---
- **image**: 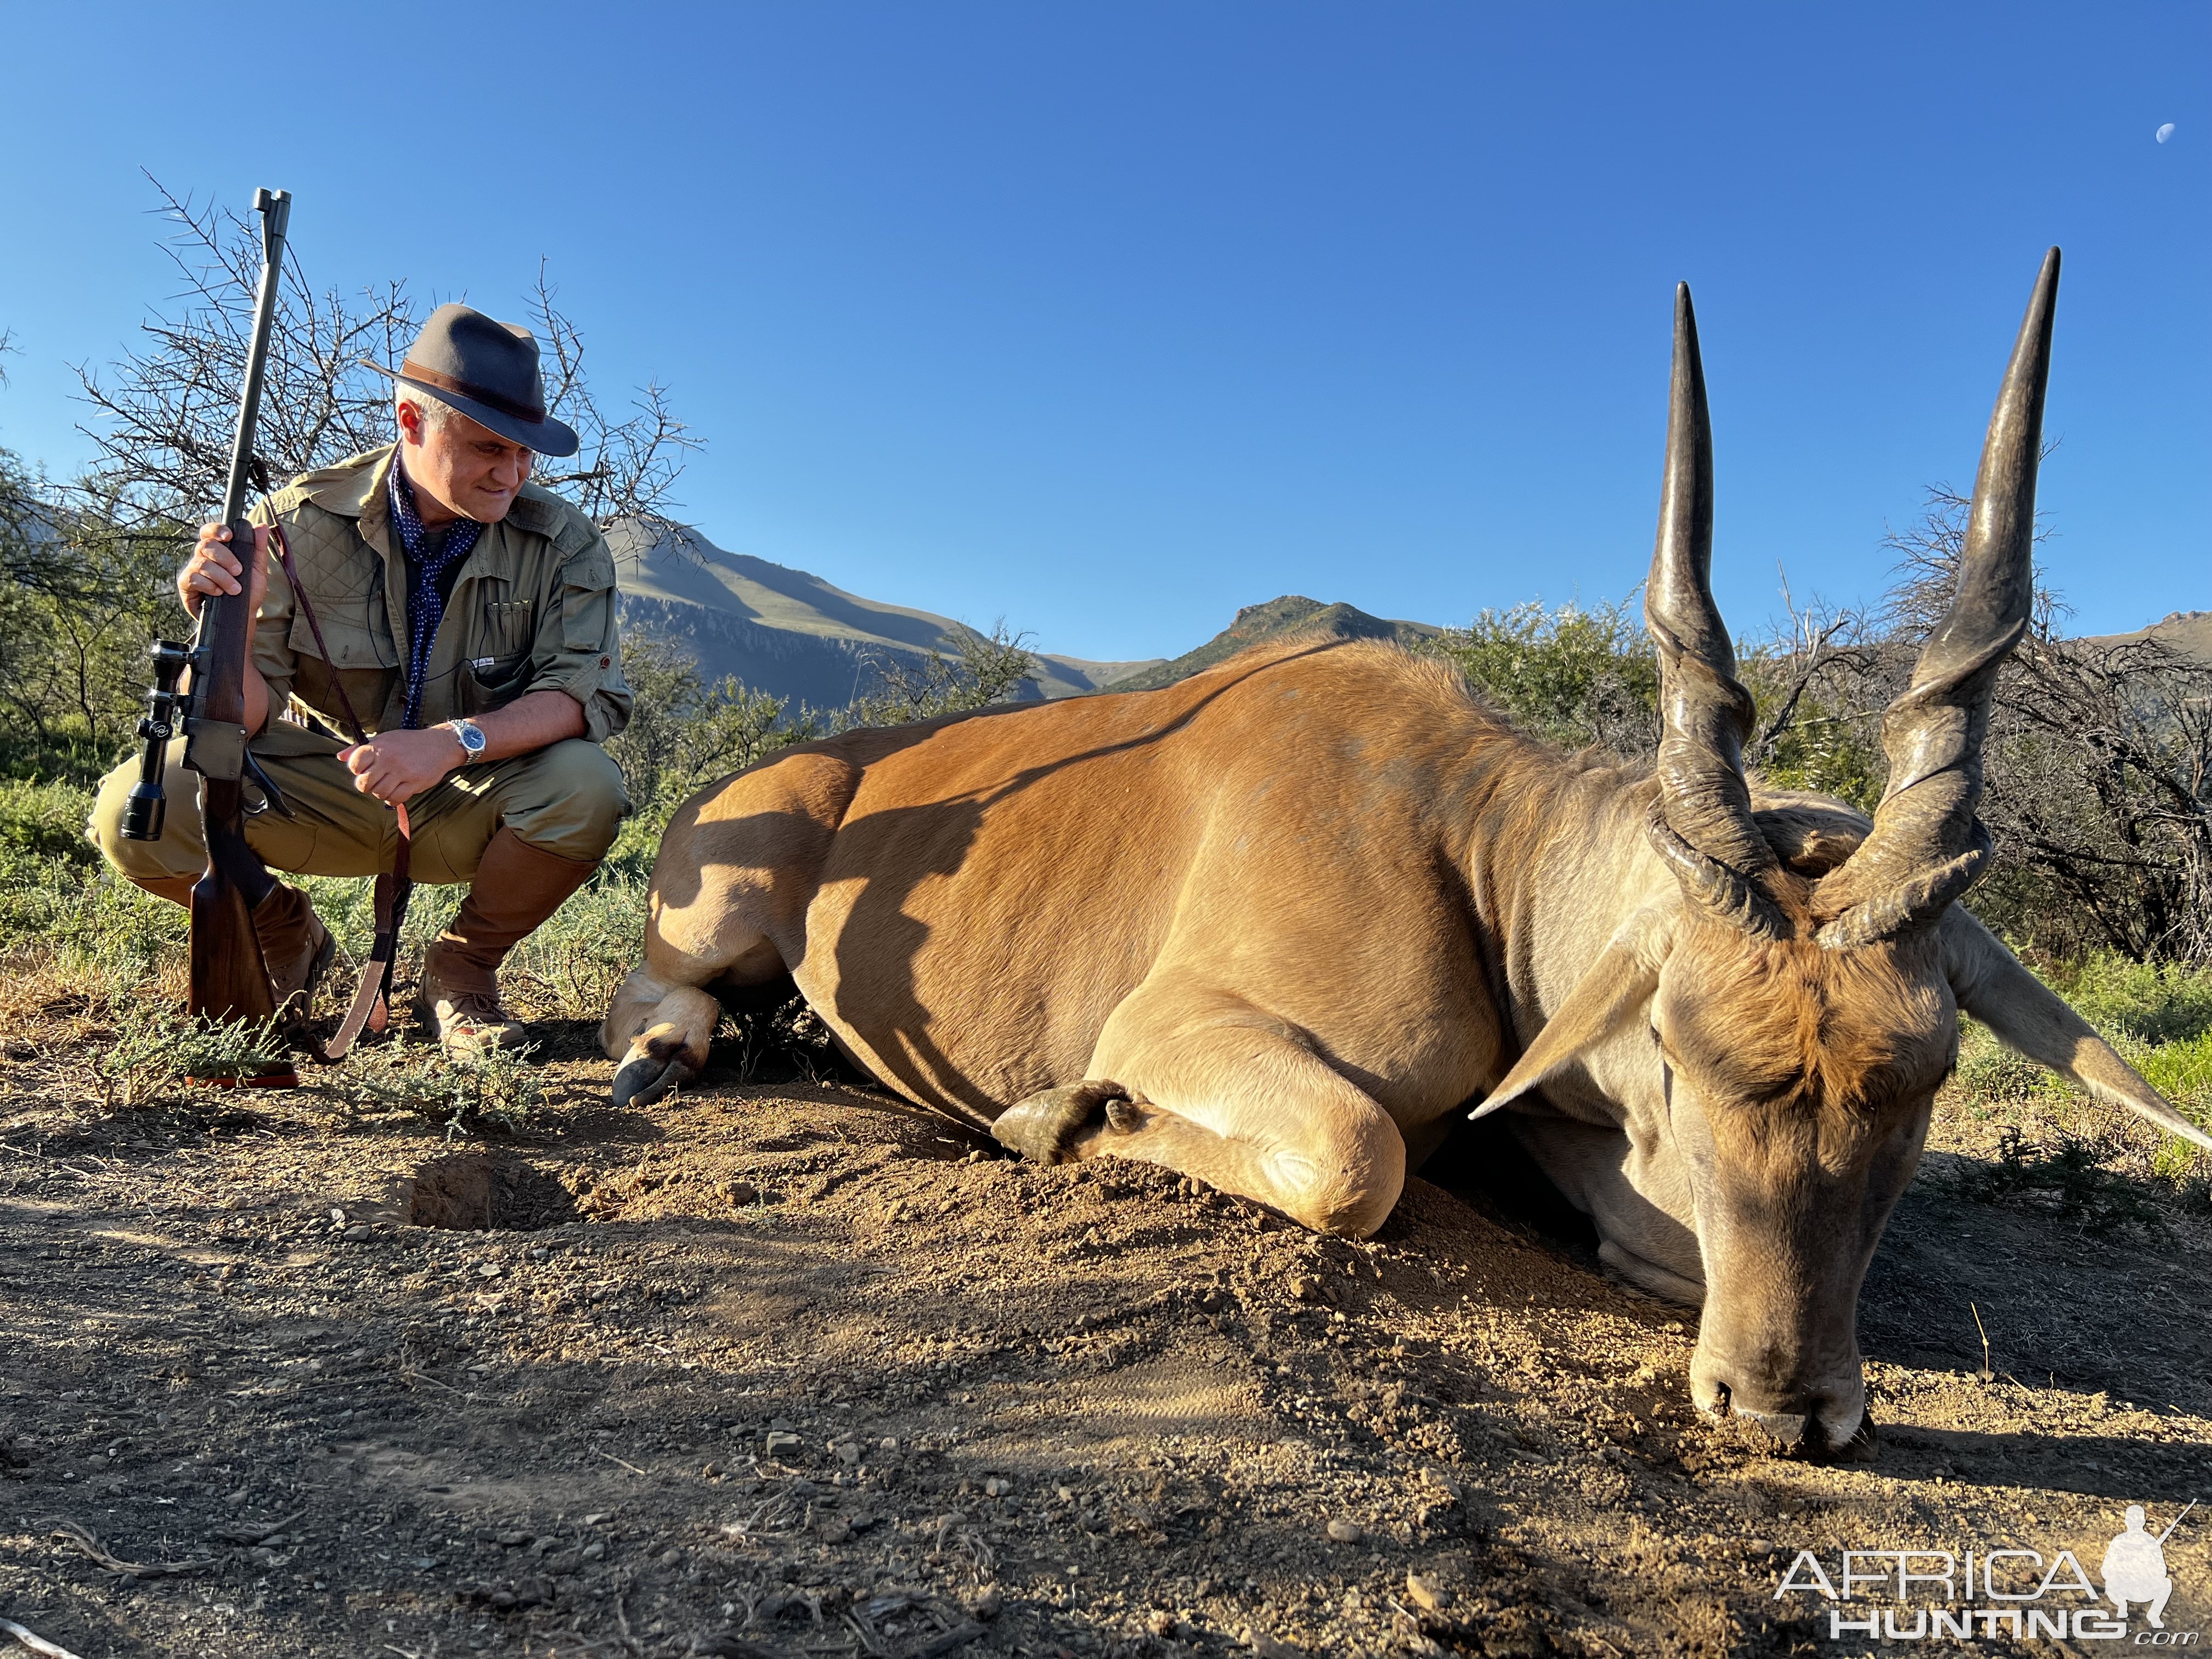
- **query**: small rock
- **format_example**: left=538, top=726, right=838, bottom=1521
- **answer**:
left=879, top=1437, right=899, bottom=1452
left=341, top=1224, right=371, bottom=1243
left=1418, top=1468, right=1460, bottom=1504
left=582, top=1512, right=610, bottom=1526
left=984, top=1477, right=1011, bottom=1497
left=497, top=1531, right=532, bottom=1547
left=763, top=1431, right=802, bottom=1458
left=702, top=1462, right=723, bottom=1477
left=1325, top=1518, right=1364, bottom=1544
left=476, top=1262, right=501, bottom=1279
left=965, top=1585, right=1003, bottom=1621
left=719, top=1179, right=758, bottom=1206
left=1147, top=1610, right=1177, bottom=1637
left=1405, top=1572, right=1449, bottom=1611
left=580, top=1540, right=606, bottom=1561
left=814, top=1515, right=851, bottom=1544
left=1288, top=1274, right=1323, bottom=1302
left=834, top=1443, right=863, bottom=1466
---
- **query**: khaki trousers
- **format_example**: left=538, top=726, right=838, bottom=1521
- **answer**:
left=89, top=720, right=630, bottom=889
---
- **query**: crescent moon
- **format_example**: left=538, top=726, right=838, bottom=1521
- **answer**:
left=2156, top=123, right=2176, bottom=143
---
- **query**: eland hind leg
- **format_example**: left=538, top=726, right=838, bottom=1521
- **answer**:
left=993, top=979, right=1407, bottom=1238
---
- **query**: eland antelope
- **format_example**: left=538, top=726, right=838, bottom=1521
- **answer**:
left=607, top=251, right=2206, bottom=1452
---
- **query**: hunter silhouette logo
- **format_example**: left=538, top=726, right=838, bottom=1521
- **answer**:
left=1774, top=1500, right=2199, bottom=1643
left=2106, top=1503, right=2192, bottom=1628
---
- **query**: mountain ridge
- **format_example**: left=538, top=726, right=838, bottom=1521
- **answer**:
left=609, top=517, right=2204, bottom=710
left=1107, top=595, right=1444, bottom=693
left=606, top=519, right=1163, bottom=708
left=2083, top=609, right=2212, bottom=665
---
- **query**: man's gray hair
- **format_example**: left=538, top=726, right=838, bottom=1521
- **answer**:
left=394, top=390, right=459, bottom=432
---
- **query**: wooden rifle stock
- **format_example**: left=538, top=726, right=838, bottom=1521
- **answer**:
left=182, top=188, right=295, bottom=1082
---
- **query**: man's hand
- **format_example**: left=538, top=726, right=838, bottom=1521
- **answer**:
left=340, top=728, right=466, bottom=806
left=179, top=522, right=272, bottom=620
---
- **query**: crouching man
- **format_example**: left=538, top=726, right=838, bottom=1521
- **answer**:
left=89, top=303, right=633, bottom=1053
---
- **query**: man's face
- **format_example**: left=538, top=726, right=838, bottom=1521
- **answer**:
left=397, top=398, right=533, bottom=524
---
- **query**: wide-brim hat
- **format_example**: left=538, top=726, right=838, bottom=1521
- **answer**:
left=363, top=302, right=582, bottom=458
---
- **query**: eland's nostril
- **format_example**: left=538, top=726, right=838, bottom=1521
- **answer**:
left=1739, top=1407, right=1810, bottom=1449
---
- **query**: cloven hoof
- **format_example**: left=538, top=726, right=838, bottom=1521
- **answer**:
left=611, top=1054, right=682, bottom=1110
left=991, top=1080, right=1131, bottom=1164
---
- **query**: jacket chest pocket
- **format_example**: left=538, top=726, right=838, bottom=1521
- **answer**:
left=460, top=597, right=537, bottom=715
left=289, top=604, right=393, bottom=670
left=460, top=652, right=536, bottom=715
left=288, top=608, right=397, bottom=729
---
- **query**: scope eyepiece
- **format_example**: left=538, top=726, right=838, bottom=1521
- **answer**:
left=120, top=784, right=166, bottom=844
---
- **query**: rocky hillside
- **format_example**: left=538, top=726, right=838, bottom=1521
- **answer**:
left=2085, top=608, right=2212, bottom=664
left=1109, top=596, right=1443, bottom=694
left=607, top=520, right=1164, bottom=709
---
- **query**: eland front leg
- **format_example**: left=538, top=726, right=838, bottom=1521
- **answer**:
left=994, top=977, right=1408, bottom=1237
left=602, top=758, right=855, bottom=1108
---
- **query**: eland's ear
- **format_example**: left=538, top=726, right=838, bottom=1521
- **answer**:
left=1470, top=907, right=1674, bottom=1121
left=1941, top=909, right=2212, bottom=1152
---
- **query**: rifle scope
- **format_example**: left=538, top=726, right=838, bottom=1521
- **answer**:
left=117, top=637, right=195, bottom=843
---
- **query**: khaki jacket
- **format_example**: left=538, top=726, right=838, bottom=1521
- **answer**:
left=250, top=446, right=633, bottom=743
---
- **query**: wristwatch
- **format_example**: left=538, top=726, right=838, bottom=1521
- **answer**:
left=447, top=719, right=489, bottom=764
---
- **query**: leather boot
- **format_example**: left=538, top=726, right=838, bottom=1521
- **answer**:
left=252, top=883, right=336, bottom=1017
left=419, top=827, right=598, bottom=1056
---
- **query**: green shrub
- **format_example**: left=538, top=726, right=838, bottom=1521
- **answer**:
left=0, top=777, right=101, bottom=865
left=1, top=846, right=187, bottom=994
left=1943, top=1125, right=2174, bottom=1238
left=2052, top=955, right=2212, bottom=1046
left=1424, top=599, right=1658, bottom=757
left=1954, top=1021, right=2069, bottom=1108
left=503, top=875, right=650, bottom=1022
left=95, top=1009, right=292, bottom=1105
left=329, top=1037, right=547, bottom=1139
left=1949, top=951, right=2211, bottom=1187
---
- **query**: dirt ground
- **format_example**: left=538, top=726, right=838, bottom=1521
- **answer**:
left=2, top=999, right=2208, bottom=1659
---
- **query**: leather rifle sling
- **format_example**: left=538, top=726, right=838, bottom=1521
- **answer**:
left=257, top=470, right=412, bottom=1060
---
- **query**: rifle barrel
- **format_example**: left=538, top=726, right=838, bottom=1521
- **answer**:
left=2156, top=1499, right=2196, bottom=1545
left=218, top=188, right=291, bottom=526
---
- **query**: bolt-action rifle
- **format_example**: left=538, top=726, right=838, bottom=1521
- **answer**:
left=118, top=186, right=297, bottom=1085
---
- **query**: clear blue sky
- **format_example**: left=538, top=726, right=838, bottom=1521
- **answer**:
left=1, top=3, right=2203, bottom=662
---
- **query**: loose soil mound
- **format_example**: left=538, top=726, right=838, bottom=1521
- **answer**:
left=1, top=1014, right=2207, bottom=1657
